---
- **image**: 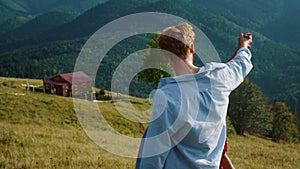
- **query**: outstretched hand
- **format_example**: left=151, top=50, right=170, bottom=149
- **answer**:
left=227, top=33, right=253, bottom=62
left=238, top=33, right=252, bottom=49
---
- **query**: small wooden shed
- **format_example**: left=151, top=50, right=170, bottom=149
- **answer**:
left=43, top=71, right=92, bottom=97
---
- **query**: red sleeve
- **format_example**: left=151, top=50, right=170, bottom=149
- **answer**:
left=222, top=138, right=228, bottom=156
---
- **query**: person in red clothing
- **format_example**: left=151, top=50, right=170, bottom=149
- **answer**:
left=219, top=138, right=235, bottom=169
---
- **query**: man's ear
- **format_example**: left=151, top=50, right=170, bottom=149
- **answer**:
left=190, top=44, right=195, bottom=54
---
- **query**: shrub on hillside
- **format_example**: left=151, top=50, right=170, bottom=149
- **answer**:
left=270, top=101, right=299, bottom=143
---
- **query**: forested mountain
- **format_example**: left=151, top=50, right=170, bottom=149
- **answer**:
left=0, top=0, right=299, bottom=108
left=190, top=0, right=284, bottom=29
left=0, top=0, right=108, bottom=35
left=0, top=15, right=32, bottom=35
left=0, top=0, right=28, bottom=24
left=1, top=12, right=76, bottom=43
left=261, top=0, right=300, bottom=44
left=0, top=0, right=108, bottom=20
left=40, top=0, right=156, bottom=41
left=189, top=0, right=300, bottom=106
left=190, top=0, right=300, bottom=44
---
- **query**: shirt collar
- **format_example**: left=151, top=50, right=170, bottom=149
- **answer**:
left=157, top=63, right=226, bottom=89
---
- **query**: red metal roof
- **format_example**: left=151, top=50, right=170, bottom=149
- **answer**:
left=58, top=71, right=92, bottom=84
left=44, top=71, right=92, bottom=85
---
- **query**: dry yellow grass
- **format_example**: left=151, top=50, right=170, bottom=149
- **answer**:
left=0, top=123, right=136, bottom=169
left=228, top=135, right=300, bottom=169
left=1, top=77, right=300, bottom=168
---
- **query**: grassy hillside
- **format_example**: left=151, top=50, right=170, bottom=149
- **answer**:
left=0, top=77, right=300, bottom=168
left=0, top=77, right=148, bottom=168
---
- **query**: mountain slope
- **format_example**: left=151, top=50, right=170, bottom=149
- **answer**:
left=42, top=0, right=156, bottom=41
left=47, top=0, right=110, bottom=14
left=2, top=12, right=76, bottom=43
left=0, top=15, right=32, bottom=36
left=0, top=0, right=28, bottom=24
left=191, top=0, right=284, bottom=28
left=0, top=0, right=109, bottom=35
left=190, top=0, right=300, bottom=44
left=261, top=0, right=300, bottom=44
left=0, top=0, right=299, bottom=107
left=0, top=0, right=109, bottom=18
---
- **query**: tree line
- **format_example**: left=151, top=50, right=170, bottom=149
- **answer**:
left=228, top=78, right=299, bottom=142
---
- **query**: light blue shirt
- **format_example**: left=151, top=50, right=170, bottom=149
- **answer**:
left=136, top=48, right=253, bottom=169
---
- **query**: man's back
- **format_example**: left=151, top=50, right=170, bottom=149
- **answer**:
left=136, top=48, right=253, bottom=169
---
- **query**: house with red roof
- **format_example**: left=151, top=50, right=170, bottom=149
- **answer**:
left=43, top=71, right=92, bottom=97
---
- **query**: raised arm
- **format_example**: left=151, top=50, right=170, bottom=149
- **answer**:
left=220, top=33, right=253, bottom=91
left=227, top=33, right=252, bottom=62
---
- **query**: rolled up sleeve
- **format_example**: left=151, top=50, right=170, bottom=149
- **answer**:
left=225, top=48, right=253, bottom=91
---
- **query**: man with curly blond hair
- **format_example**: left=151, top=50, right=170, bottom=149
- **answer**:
left=136, top=22, right=252, bottom=169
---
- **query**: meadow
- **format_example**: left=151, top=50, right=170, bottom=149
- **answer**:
left=0, top=77, right=300, bottom=169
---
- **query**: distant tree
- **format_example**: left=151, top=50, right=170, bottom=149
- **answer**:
left=226, top=116, right=236, bottom=136
left=137, top=33, right=174, bottom=87
left=228, top=78, right=272, bottom=136
left=270, top=101, right=299, bottom=143
left=99, top=89, right=105, bottom=95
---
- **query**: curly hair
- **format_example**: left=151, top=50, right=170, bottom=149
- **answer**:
left=157, top=22, right=195, bottom=59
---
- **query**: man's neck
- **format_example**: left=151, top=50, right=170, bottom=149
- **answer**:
left=171, top=54, right=199, bottom=76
